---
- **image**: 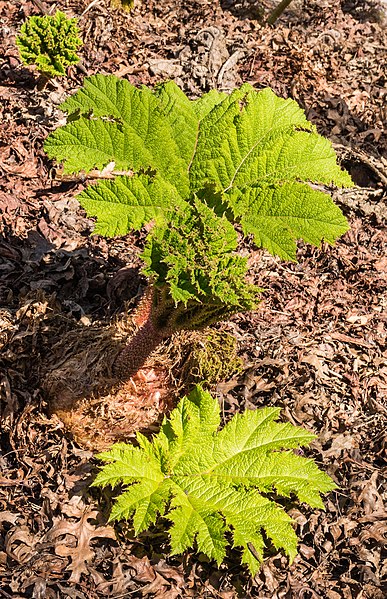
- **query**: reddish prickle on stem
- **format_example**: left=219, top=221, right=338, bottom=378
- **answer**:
left=113, top=316, right=167, bottom=379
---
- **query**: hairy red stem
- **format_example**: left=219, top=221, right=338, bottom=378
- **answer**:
left=113, top=317, right=168, bottom=380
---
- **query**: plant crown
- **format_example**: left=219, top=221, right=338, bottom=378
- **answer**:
left=45, top=76, right=351, bottom=319
left=16, top=10, right=82, bottom=77
left=93, top=385, right=336, bottom=574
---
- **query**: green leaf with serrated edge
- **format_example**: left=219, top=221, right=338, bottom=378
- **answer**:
left=93, top=443, right=162, bottom=488
left=93, top=385, right=336, bottom=575
left=168, top=490, right=228, bottom=564
left=46, top=118, right=157, bottom=174
left=189, top=87, right=352, bottom=192
left=45, top=75, right=189, bottom=195
left=228, top=180, right=349, bottom=261
left=153, top=82, right=227, bottom=166
left=153, top=80, right=201, bottom=165
left=192, top=89, right=228, bottom=120
left=110, top=479, right=172, bottom=532
left=60, top=74, right=144, bottom=122
left=162, top=386, right=220, bottom=470
left=45, top=77, right=351, bottom=261
left=77, top=173, right=187, bottom=236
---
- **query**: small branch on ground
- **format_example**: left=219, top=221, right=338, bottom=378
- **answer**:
left=267, top=0, right=295, bottom=25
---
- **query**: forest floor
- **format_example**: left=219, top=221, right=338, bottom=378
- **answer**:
left=0, top=0, right=386, bottom=597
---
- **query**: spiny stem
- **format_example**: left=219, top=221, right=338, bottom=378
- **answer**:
left=133, top=285, right=155, bottom=327
left=112, top=316, right=168, bottom=380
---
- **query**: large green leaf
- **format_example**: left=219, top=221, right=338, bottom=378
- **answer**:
left=189, top=87, right=351, bottom=191
left=77, top=173, right=187, bottom=237
left=93, top=385, right=336, bottom=575
left=45, top=75, right=190, bottom=196
left=45, top=75, right=351, bottom=259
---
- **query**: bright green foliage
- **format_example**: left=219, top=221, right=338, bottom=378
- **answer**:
left=129, top=194, right=260, bottom=335
left=93, top=386, right=336, bottom=574
left=16, top=11, right=82, bottom=78
left=45, top=76, right=352, bottom=355
left=142, top=197, right=259, bottom=320
left=44, top=75, right=351, bottom=261
left=178, top=330, right=243, bottom=386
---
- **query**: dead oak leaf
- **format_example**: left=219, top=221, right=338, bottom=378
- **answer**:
left=355, top=472, right=385, bottom=516
left=323, top=433, right=356, bottom=457
left=5, top=526, right=36, bottom=564
left=127, top=555, right=185, bottom=598
left=360, top=521, right=387, bottom=546
left=45, top=510, right=116, bottom=583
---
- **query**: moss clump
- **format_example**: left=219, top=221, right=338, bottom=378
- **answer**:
left=111, top=0, right=135, bottom=11
left=177, top=329, right=243, bottom=387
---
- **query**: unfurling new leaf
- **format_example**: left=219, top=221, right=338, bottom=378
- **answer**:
left=93, top=385, right=336, bottom=574
left=16, top=11, right=82, bottom=78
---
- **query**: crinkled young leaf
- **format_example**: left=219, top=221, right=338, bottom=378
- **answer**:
left=93, top=385, right=336, bottom=575
left=16, top=11, right=81, bottom=78
left=141, top=196, right=260, bottom=309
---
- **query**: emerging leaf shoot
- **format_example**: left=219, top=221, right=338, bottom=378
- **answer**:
left=93, top=385, right=336, bottom=574
left=16, top=11, right=82, bottom=78
left=141, top=196, right=260, bottom=327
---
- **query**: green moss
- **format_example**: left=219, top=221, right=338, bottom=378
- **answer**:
left=111, top=0, right=135, bottom=11
left=179, top=329, right=243, bottom=387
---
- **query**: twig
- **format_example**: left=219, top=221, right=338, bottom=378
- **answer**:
left=217, top=49, right=245, bottom=86
left=267, top=0, right=295, bottom=25
left=81, top=0, right=104, bottom=16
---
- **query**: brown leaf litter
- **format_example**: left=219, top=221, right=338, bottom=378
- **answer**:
left=1, top=0, right=387, bottom=597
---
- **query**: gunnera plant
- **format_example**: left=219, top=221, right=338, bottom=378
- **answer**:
left=42, top=75, right=352, bottom=448
left=16, top=10, right=82, bottom=79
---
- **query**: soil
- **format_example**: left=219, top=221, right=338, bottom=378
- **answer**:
left=1, top=0, right=386, bottom=597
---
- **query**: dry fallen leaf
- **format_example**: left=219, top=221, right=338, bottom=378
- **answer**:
left=45, top=510, right=116, bottom=583
left=5, top=526, right=36, bottom=564
left=301, top=352, right=329, bottom=379
left=359, top=521, right=387, bottom=546
left=323, top=433, right=356, bottom=457
left=126, top=555, right=186, bottom=598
